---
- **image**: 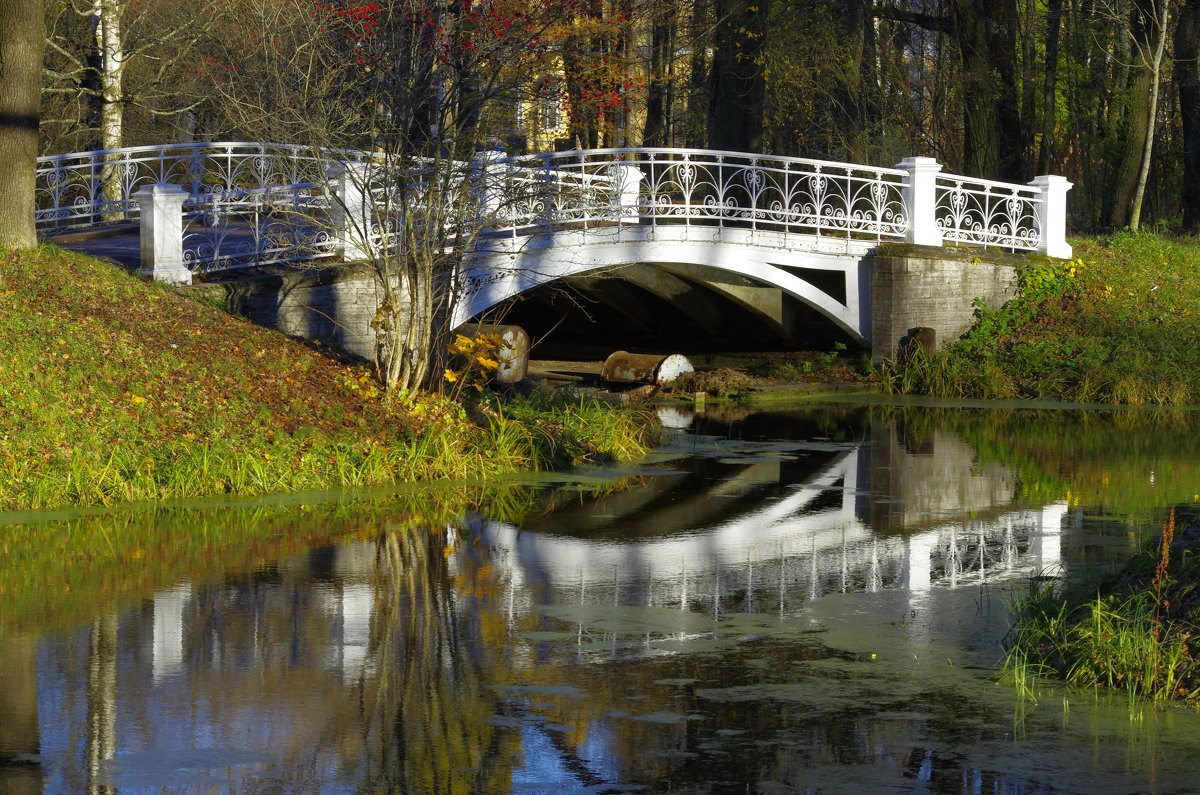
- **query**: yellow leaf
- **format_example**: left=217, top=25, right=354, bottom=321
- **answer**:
left=128, top=394, right=146, bottom=405
left=443, top=368, right=460, bottom=383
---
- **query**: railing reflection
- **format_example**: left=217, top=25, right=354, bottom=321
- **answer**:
left=12, top=413, right=1088, bottom=792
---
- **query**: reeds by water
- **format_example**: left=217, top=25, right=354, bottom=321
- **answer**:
left=1004, top=508, right=1200, bottom=705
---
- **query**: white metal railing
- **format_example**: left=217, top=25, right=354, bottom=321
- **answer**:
left=36, top=142, right=1072, bottom=283
left=35, top=142, right=349, bottom=231
left=480, top=147, right=910, bottom=242
left=935, top=172, right=1041, bottom=250
left=181, top=184, right=337, bottom=272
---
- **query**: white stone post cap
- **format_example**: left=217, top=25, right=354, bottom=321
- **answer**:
left=1029, top=174, right=1073, bottom=189
left=325, top=160, right=372, bottom=174
left=474, top=148, right=508, bottom=163
left=132, top=183, right=189, bottom=198
left=894, top=156, right=943, bottom=172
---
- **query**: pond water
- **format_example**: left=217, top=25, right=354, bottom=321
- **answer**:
left=4, top=402, right=1200, bottom=793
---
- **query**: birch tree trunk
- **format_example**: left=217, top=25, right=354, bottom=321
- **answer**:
left=92, top=0, right=126, bottom=220
left=1129, top=0, right=1169, bottom=231
left=1108, top=0, right=1158, bottom=228
left=0, top=0, right=44, bottom=249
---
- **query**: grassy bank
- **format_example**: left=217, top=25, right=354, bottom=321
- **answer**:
left=876, top=232, right=1200, bottom=405
left=0, top=247, right=652, bottom=512
left=1005, top=508, right=1200, bottom=705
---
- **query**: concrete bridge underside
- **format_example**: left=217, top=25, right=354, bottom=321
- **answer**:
left=460, top=226, right=874, bottom=353
left=508, top=264, right=853, bottom=354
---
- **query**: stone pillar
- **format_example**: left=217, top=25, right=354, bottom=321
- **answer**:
left=474, top=148, right=509, bottom=223
left=607, top=163, right=643, bottom=224
left=325, top=162, right=373, bottom=260
left=869, top=246, right=1020, bottom=364
left=133, top=183, right=191, bottom=286
left=1029, top=175, right=1073, bottom=259
left=896, top=156, right=943, bottom=247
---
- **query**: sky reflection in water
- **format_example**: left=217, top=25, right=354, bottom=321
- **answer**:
left=4, top=404, right=1200, bottom=793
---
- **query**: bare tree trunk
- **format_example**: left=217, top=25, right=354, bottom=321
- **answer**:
left=684, top=0, right=710, bottom=148
left=950, top=0, right=1025, bottom=180
left=1038, top=0, right=1064, bottom=173
left=0, top=0, right=44, bottom=249
left=1130, top=0, right=1169, bottom=231
left=834, top=0, right=878, bottom=161
left=708, top=0, right=768, bottom=152
left=1177, top=0, right=1200, bottom=229
left=642, top=7, right=674, bottom=147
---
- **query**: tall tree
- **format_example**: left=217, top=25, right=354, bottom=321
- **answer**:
left=1177, top=0, right=1200, bottom=229
left=949, top=0, right=1025, bottom=180
left=1037, top=0, right=1065, bottom=174
left=833, top=0, right=879, bottom=161
left=708, top=0, right=768, bottom=151
left=642, top=0, right=676, bottom=146
left=1128, top=0, right=1169, bottom=230
left=0, top=0, right=44, bottom=249
left=869, top=0, right=1024, bottom=179
left=204, top=0, right=639, bottom=393
left=42, top=0, right=221, bottom=152
left=1107, top=0, right=1168, bottom=227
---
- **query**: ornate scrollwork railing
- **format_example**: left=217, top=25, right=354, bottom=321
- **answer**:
left=181, top=184, right=337, bottom=273
left=934, top=173, right=1041, bottom=250
left=480, top=148, right=910, bottom=242
left=37, top=143, right=1063, bottom=277
left=35, top=142, right=345, bottom=232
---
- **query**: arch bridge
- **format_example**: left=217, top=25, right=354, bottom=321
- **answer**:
left=36, top=143, right=1072, bottom=354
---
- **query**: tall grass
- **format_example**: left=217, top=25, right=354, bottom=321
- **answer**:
left=2, top=396, right=653, bottom=511
left=1004, top=509, right=1200, bottom=705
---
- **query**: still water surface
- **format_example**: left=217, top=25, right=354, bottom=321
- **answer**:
left=4, top=402, right=1200, bottom=793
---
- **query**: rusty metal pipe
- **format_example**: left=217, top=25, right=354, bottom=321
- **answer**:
left=601, top=351, right=694, bottom=385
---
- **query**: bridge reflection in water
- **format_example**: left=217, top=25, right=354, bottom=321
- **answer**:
left=15, top=410, right=1104, bottom=793
left=462, top=410, right=1065, bottom=663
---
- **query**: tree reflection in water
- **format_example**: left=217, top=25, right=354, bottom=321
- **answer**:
left=360, top=527, right=517, bottom=792
left=10, top=406, right=1200, bottom=791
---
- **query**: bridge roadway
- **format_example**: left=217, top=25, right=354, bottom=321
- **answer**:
left=37, top=143, right=1073, bottom=355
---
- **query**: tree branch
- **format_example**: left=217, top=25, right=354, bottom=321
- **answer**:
left=871, top=4, right=953, bottom=34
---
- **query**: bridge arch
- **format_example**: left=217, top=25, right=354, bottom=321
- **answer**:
left=36, top=143, right=1072, bottom=357
left=457, top=225, right=874, bottom=344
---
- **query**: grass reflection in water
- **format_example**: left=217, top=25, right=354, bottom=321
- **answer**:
left=8, top=405, right=1200, bottom=792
